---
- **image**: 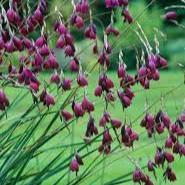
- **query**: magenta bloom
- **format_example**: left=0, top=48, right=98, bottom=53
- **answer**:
left=77, top=73, right=88, bottom=87
left=71, top=14, right=84, bottom=29
left=76, top=0, right=89, bottom=14
left=40, top=89, right=55, bottom=108
left=122, top=9, right=133, bottom=24
left=61, top=78, right=72, bottom=91
left=85, top=24, right=96, bottom=40
left=82, top=97, right=94, bottom=112
left=72, top=102, right=84, bottom=118
left=61, top=110, right=73, bottom=122
left=70, top=159, right=79, bottom=172
left=85, top=117, right=98, bottom=138
left=164, top=167, right=176, bottom=182
left=50, top=73, right=60, bottom=85
left=0, top=91, right=9, bottom=111
left=94, top=86, right=103, bottom=97
left=6, top=8, right=16, bottom=23
left=111, top=119, right=122, bottom=128
left=69, top=58, right=79, bottom=72
left=106, top=24, right=120, bottom=36
left=164, top=11, right=177, bottom=21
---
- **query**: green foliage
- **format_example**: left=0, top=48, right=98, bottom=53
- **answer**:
left=0, top=71, right=185, bottom=184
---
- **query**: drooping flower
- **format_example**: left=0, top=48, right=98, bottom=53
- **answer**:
left=76, top=0, right=89, bottom=14
left=122, top=9, right=133, bottom=24
left=77, top=73, right=88, bottom=87
left=71, top=14, right=84, bottom=29
left=164, top=11, right=177, bottom=21
left=164, top=167, right=176, bottom=182
left=111, top=119, right=122, bottom=129
left=0, top=90, right=9, bottom=111
left=99, top=129, right=112, bottom=154
left=72, top=102, right=84, bottom=118
left=105, top=24, right=120, bottom=36
left=85, top=24, right=96, bottom=40
left=60, top=110, right=73, bottom=122
left=82, top=96, right=94, bottom=112
left=50, top=73, right=61, bottom=85
left=85, top=116, right=98, bottom=138
left=39, top=89, right=55, bottom=108
left=61, top=78, right=72, bottom=91
left=70, top=158, right=79, bottom=172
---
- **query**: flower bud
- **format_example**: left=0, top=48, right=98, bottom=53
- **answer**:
left=111, top=119, right=122, bottom=128
left=6, top=8, right=16, bottom=23
left=85, top=24, right=96, bottom=40
left=122, top=9, right=133, bottom=24
left=61, top=110, right=73, bottom=122
left=61, top=78, right=72, bottom=91
left=0, top=90, right=9, bottom=111
left=70, top=158, right=79, bottom=172
left=77, top=74, right=88, bottom=87
left=82, top=97, right=94, bottom=112
left=50, top=73, right=60, bottom=85
left=164, top=11, right=177, bottom=21
left=73, top=102, right=84, bottom=118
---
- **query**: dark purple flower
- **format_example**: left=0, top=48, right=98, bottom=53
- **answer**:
left=165, top=137, right=173, bottom=148
left=0, top=90, right=9, bottom=111
left=56, top=36, right=66, bottom=48
left=132, top=168, right=146, bottom=183
left=69, top=58, right=79, bottom=72
left=154, top=148, right=165, bottom=166
left=94, top=86, right=103, bottom=97
left=5, top=39, right=15, bottom=53
left=122, top=9, right=133, bottom=24
left=23, top=38, right=33, bottom=49
left=29, top=82, right=39, bottom=92
left=70, top=158, right=79, bottom=172
left=50, top=73, right=60, bottom=85
left=105, top=0, right=119, bottom=8
left=82, top=97, right=94, bottom=112
left=77, top=73, right=88, bottom=87
left=164, top=11, right=177, bottom=21
left=85, top=24, right=96, bottom=40
left=85, top=116, right=98, bottom=138
left=71, top=14, right=84, bottom=29
left=44, top=94, right=55, bottom=107
left=40, top=89, right=55, bottom=108
left=117, top=63, right=126, bottom=78
left=164, top=152, right=174, bottom=163
left=118, top=0, right=128, bottom=6
left=106, top=24, right=119, bottom=36
left=164, top=167, right=176, bottom=182
left=56, top=23, right=67, bottom=35
left=64, top=45, right=75, bottom=57
left=13, top=36, right=23, bottom=51
left=61, top=78, right=72, bottom=91
left=39, top=45, right=50, bottom=56
left=73, top=102, right=84, bottom=118
left=0, top=36, right=4, bottom=50
left=60, top=110, right=73, bottom=122
left=6, top=8, right=16, bottom=23
left=76, top=0, right=89, bottom=14
left=147, top=160, right=156, bottom=172
left=35, top=36, right=46, bottom=47
left=111, top=119, right=122, bottom=128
